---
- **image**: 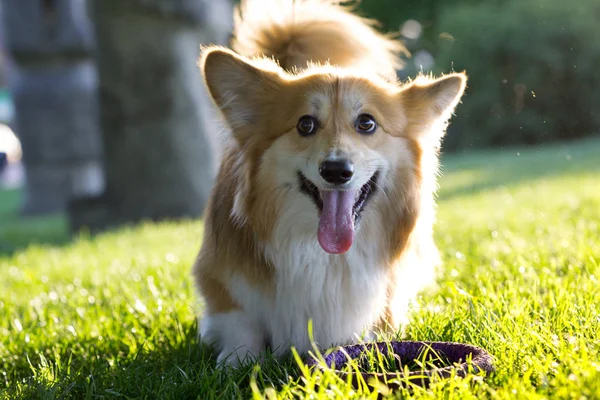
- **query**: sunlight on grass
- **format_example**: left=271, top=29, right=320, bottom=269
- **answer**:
left=1, top=138, right=599, bottom=399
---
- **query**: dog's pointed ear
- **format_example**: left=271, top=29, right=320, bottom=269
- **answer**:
left=199, top=47, right=285, bottom=142
left=399, top=72, right=467, bottom=143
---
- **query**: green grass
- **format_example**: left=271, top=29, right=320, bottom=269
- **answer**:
left=1, top=137, right=599, bottom=399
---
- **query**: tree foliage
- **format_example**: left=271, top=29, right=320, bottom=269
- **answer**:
left=361, top=0, right=600, bottom=149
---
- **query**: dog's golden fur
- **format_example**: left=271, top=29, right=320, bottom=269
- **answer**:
left=193, top=0, right=466, bottom=366
left=230, top=0, right=407, bottom=80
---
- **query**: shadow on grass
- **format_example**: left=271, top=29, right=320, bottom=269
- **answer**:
left=3, top=319, right=300, bottom=400
left=438, top=137, right=600, bottom=201
left=0, top=188, right=70, bottom=257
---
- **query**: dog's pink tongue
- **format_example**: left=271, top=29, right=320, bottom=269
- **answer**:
left=318, top=190, right=356, bottom=254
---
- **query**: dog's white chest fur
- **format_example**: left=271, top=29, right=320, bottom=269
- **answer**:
left=263, top=237, right=388, bottom=355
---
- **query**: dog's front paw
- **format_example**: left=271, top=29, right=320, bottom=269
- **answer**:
left=200, top=310, right=266, bottom=368
left=216, top=345, right=263, bottom=368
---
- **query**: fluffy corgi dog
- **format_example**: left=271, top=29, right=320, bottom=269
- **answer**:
left=193, top=0, right=467, bottom=367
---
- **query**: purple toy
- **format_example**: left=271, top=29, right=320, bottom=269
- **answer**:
left=304, top=341, right=495, bottom=389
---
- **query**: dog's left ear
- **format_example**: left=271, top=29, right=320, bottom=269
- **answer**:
left=199, top=47, right=285, bottom=143
left=399, top=72, right=467, bottom=142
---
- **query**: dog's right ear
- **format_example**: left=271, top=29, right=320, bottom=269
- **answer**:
left=199, top=47, right=285, bottom=143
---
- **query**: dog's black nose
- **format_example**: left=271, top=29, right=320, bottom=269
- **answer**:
left=319, top=159, right=354, bottom=184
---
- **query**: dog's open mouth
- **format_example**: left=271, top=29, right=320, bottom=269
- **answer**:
left=299, top=171, right=379, bottom=254
left=298, top=172, right=379, bottom=222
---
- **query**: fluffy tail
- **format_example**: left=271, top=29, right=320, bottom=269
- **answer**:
left=230, top=0, right=407, bottom=81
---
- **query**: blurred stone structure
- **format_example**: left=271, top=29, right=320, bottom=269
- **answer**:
left=3, top=0, right=104, bottom=215
left=69, top=0, right=232, bottom=232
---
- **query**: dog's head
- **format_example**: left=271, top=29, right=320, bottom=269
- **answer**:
left=200, top=48, right=466, bottom=255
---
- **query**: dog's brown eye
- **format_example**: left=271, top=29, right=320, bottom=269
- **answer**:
left=297, top=115, right=318, bottom=136
left=356, top=114, right=377, bottom=134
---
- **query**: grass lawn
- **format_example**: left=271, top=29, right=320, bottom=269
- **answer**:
left=1, top=137, right=599, bottom=399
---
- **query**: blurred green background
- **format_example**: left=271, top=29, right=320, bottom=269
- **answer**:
left=1, top=0, right=599, bottom=240
left=358, top=0, right=600, bottom=150
left=2, top=0, right=598, bottom=232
